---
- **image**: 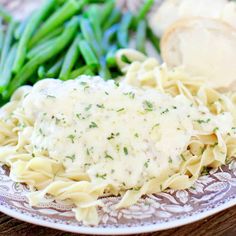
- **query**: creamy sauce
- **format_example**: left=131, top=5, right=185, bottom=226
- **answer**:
left=21, top=77, right=233, bottom=189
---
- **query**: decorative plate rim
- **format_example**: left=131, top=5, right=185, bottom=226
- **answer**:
left=1, top=194, right=236, bottom=235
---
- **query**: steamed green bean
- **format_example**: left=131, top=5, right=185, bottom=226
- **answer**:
left=14, top=15, right=30, bottom=40
left=100, top=0, right=115, bottom=25
left=0, top=43, right=18, bottom=92
left=46, top=56, right=64, bottom=78
left=117, top=12, right=132, bottom=48
left=102, top=24, right=119, bottom=49
left=37, top=65, right=46, bottom=79
left=78, top=40, right=99, bottom=68
left=0, top=20, right=16, bottom=72
left=29, top=0, right=86, bottom=46
left=4, top=16, right=79, bottom=98
left=106, top=45, right=117, bottom=67
left=0, top=5, right=13, bottom=23
left=13, top=0, right=57, bottom=73
left=27, top=38, right=57, bottom=59
left=80, top=18, right=102, bottom=57
left=59, top=34, right=81, bottom=80
left=136, top=20, right=147, bottom=54
left=136, top=0, right=154, bottom=22
left=103, top=8, right=121, bottom=30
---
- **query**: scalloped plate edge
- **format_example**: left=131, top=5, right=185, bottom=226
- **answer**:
left=1, top=196, right=236, bottom=235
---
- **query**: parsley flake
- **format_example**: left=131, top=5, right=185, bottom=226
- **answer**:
left=121, top=55, right=131, bottom=64
left=123, top=147, right=128, bottom=155
left=66, top=154, right=75, bottom=162
left=116, top=108, right=125, bottom=112
left=67, top=134, right=76, bottom=143
left=143, top=100, right=154, bottom=112
left=105, top=152, right=114, bottom=160
left=96, top=104, right=105, bottom=109
left=151, top=123, right=160, bottom=130
left=161, top=108, right=169, bottom=115
left=96, top=173, right=107, bottom=179
left=89, top=122, right=98, bottom=128
left=213, top=127, right=219, bottom=132
left=195, top=118, right=211, bottom=124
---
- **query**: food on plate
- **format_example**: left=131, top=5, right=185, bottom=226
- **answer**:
left=0, top=0, right=236, bottom=227
left=161, top=18, right=236, bottom=89
left=0, top=50, right=236, bottom=225
left=149, top=0, right=236, bottom=37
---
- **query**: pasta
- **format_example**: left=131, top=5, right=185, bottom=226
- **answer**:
left=0, top=49, right=236, bottom=225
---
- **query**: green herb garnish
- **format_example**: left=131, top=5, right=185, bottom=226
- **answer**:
left=143, top=100, right=154, bottom=112
left=89, top=122, right=98, bottom=128
left=66, top=154, right=75, bottom=162
left=67, top=134, right=76, bottom=143
left=123, top=147, right=128, bottom=155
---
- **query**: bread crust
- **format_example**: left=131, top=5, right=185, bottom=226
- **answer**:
left=160, top=17, right=236, bottom=89
left=161, top=17, right=236, bottom=63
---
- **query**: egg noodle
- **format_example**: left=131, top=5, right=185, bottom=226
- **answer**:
left=0, top=49, right=236, bottom=225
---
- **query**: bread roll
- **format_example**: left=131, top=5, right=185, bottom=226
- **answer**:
left=161, top=17, right=236, bottom=89
left=149, top=0, right=236, bottom=37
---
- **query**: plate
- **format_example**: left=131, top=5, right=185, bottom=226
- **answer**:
left=1, top=162, right=236, bottom=235
left=0, top=0, right=236, bottom=234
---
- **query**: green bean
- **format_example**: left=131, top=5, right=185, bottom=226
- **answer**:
left=99, top=57, right=111, bottom=80
left=80, top=18, right=102, bottom=57
left=0, top=5, right=13, bottom=23
left=102, top=24, right=119, bottom=49
left=103, top=8, right=121, bottom=30
left=87, top=0, right=106, bottom=3
left=0, top=97, right=6, bottom=106
left=147, top=27, right=160, bottom=53
left=27, top=38, right=56, bottom=59
left=37, top=65, right=46, bottom=79
left=100, top=0, right=115, bottom=25
left=0, top=20, right=16, bottom=71
left=136, top=20, right=147, bottom=54
left=70, top=65, right=92, bottom=79
left=105, top=45, right=117, bottom=67
left=117, top=12, right=133, bottom=48
left=30, top=0, right=86, bottom=47
left=84, top=68, right=95, bottom=76
left=0, top=43, right=18, bottom=92
left=14, top=15, right=30, bottom=40
left=46, top=56, right=64, bottom=78
left=121, top=54, right=132, bottom=64
left=78, top=40, right=99, bottom=68
left=87, top=5, right=102, bottom=44
left=13, top=0, right=57, bottom=74
left=59, top=34, right=81, bottom=80
left=4, top=16, right=79, bottom=99
left=32, top=26, right=63, bottom=48
left=136, top=0, right=154, bottom=22
left=0, top=19, right=4, bottom=53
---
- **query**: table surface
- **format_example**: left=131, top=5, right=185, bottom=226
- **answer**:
left=0, top=205, right=236, bottom=236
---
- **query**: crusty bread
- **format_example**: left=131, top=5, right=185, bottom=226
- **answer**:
left=161, top=17, right=236, bottom=89
left=149, top=0, right=236, bottom=37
